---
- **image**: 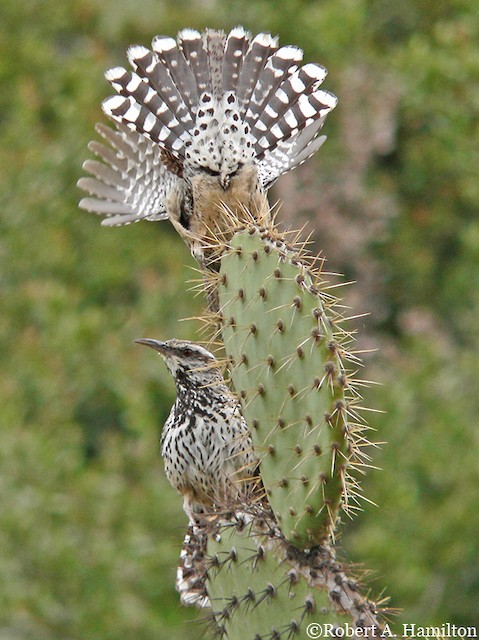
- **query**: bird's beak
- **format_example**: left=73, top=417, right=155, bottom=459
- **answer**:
left=135, top=338, right=169, bottom=354
left=220, top=174, right=230, bottom=190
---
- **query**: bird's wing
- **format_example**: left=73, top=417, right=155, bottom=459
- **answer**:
left=78, top=122, right=178, bottom=226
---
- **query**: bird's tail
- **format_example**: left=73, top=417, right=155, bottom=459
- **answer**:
left=100, top=27, right=337, bottom=184
left=176, top=519, right=211, bottom=608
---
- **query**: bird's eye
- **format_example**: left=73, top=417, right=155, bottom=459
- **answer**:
left=182, top=348, right=193, bottom=357
left=202, top=167, right=220, bottom=177
left=229, top=162, right=243, bottom=179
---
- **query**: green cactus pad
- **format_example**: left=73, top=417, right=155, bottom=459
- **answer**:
left=216, top=227, right=369, bottom=547
left=207, top=515, right=338, bottom=639
left=206, top=510, right=383, bottom=639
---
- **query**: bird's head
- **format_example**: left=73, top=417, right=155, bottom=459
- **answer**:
left=135, top=338, right=221, bottom=384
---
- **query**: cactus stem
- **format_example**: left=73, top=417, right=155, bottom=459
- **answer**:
left=198, top=216, right=379, bottom=547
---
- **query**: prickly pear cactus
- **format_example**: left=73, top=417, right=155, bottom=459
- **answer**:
left=198, top=217, right=383, bottom=637
left=206, top=509, right=382, bottom=640
left=205, top=221, right=369, bottom=548
left=207, top=517, right=335, bottom=639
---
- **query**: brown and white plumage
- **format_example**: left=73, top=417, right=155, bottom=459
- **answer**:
left=78, top=27, right=337, bottom=254
left=136, top=338, right=259, bottom=608
left=136, top=338, right=256, bottom=515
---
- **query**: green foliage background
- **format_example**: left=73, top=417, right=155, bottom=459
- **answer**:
left=1, top=0, right=478, bottom=637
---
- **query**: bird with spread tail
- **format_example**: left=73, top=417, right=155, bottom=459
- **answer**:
left=78, top=26, right=337, bottom=263
left=136, top=338, right=259, bottom=607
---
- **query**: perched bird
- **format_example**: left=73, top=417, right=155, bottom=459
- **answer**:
left=136, top=338, right=259, bottom=607
left=136, top=338, right=258, bottom=515
left=78, top=27, right=337, bottom=263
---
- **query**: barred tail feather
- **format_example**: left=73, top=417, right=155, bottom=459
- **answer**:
left=151, top=35, right=199, bottom=116
left=99, top=28, right=336, bottom=178
left=222, top=26, right=251, bottom=94
left=235, top=32, right=279, bottom=112
left=103, top=68, right=189, bottom=156
left=257, top=92, right=336, bottom=157
left=204, top=29, right=227, bottom=98
left=78, top=124, right=173, bottom=226
left=126, top=45, right=194, bottom=130
left=243, top=45, right=304, bottom=123
left=250, top=64, right=327, bottom=137
left=177, top=28, right=211, bottom=97
left=176, top=522, right=210, bottom=609
left=79, top=26, right=338, bottom=227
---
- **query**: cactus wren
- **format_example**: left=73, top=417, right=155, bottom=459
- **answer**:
left=136, top=338, right=259, bottom=607
left=78, top=27, right=337, bottom=262
left=135, top=338, right=257, bottom=516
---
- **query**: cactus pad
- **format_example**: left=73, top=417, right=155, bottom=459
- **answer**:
left=212, top=225, right=371, bottom=547
left=206, top=509, right=383, bottom=638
